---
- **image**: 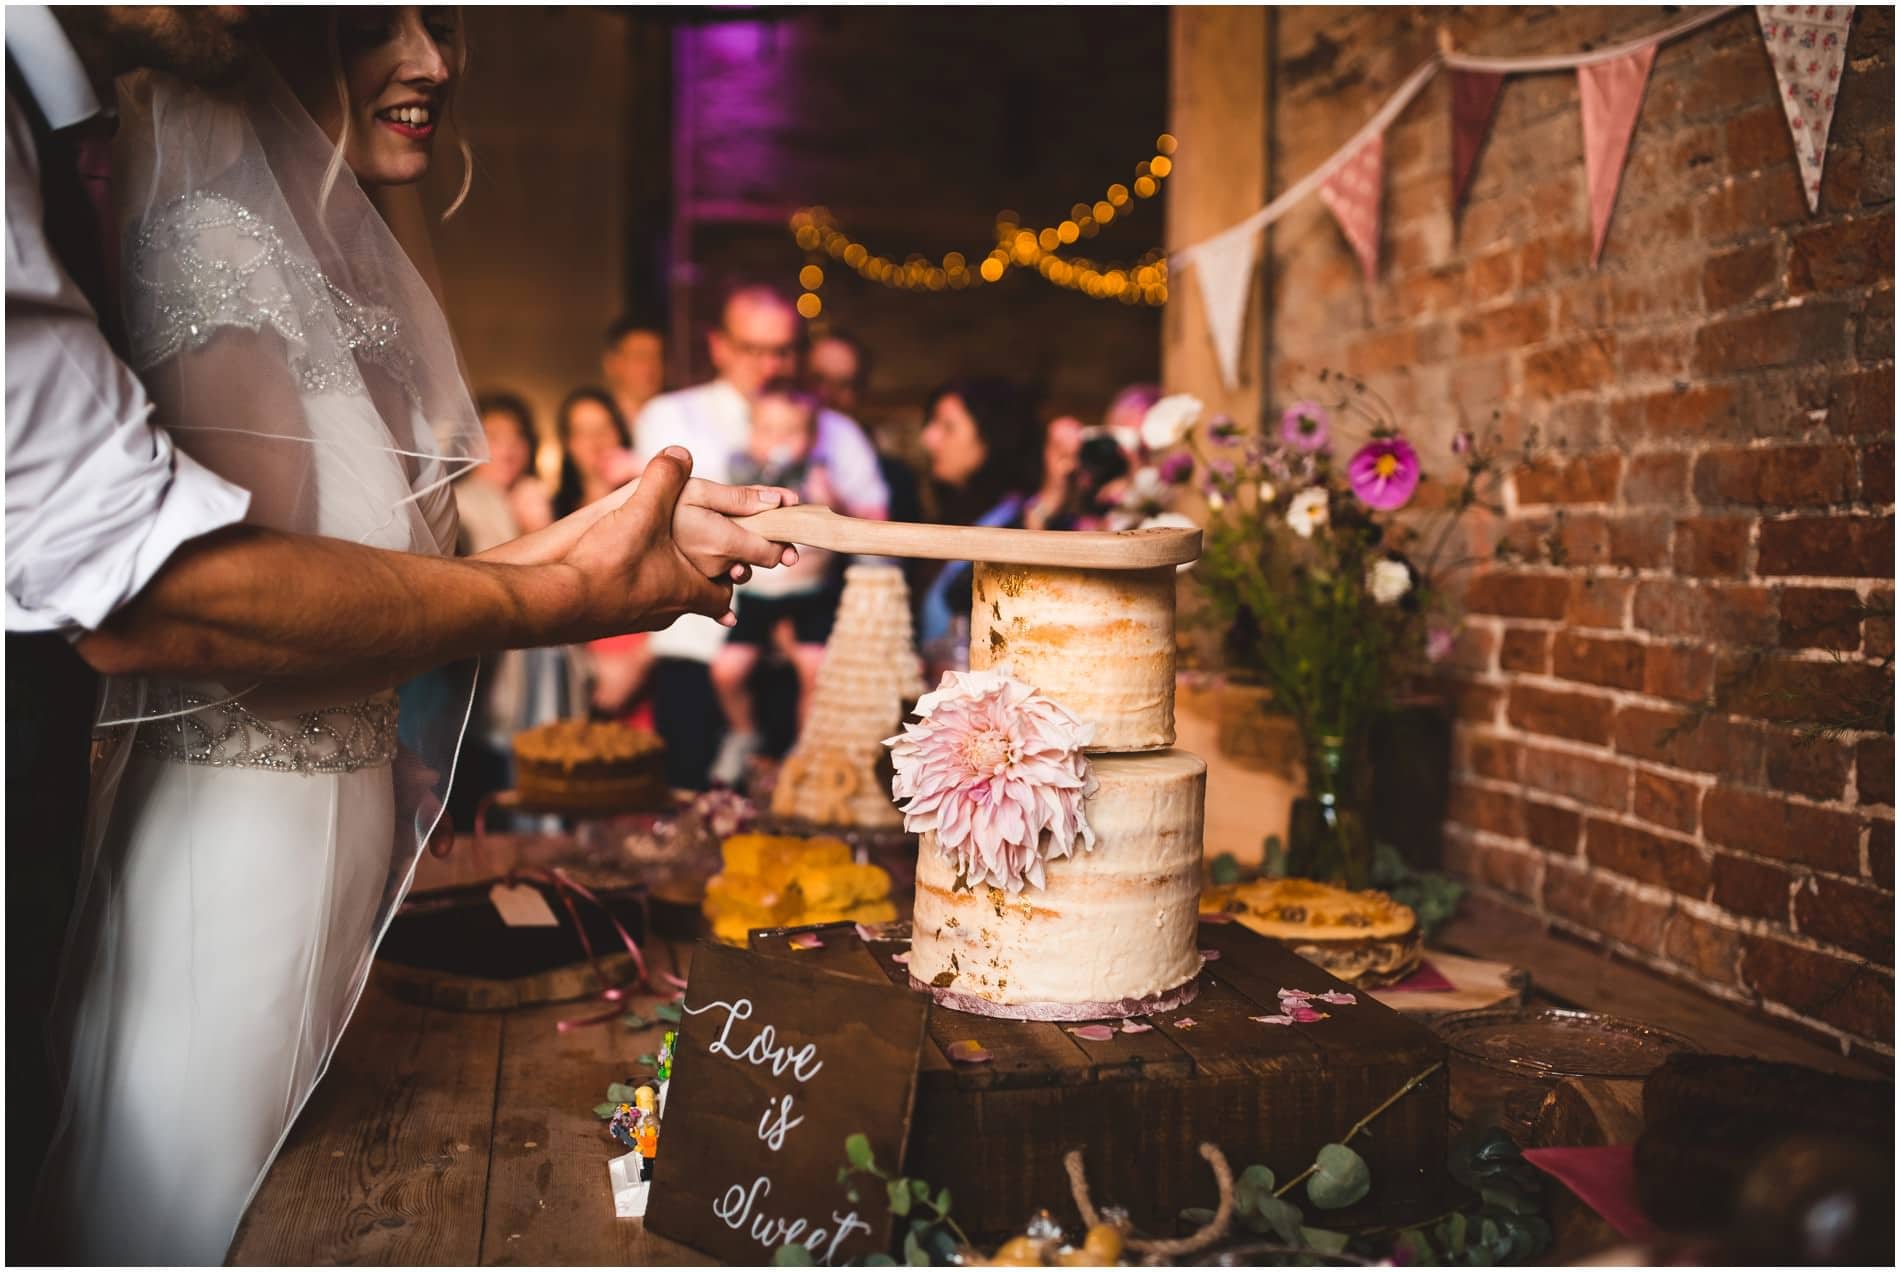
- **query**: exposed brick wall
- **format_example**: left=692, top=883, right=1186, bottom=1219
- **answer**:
left=1266, top=7, right=1894, bottom=1061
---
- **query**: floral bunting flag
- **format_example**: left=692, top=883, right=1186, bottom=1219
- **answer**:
left=1757, top=5, right=1855, bottom=212
left=1180, top=221, right=1260, bottom=391
left=1578, top=43, right=1658, bottom=268
left=1451, top=70, right=1508, bottom=213
left=1318, top=132, right=1385, bottom=286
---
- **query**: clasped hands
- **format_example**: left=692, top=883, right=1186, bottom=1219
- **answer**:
left=546, top=445, right=800, bottom=639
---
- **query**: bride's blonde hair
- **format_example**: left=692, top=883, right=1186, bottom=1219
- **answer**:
left=314, top=8, right=473, bottom=221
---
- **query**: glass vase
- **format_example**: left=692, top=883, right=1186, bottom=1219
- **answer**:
left=1287, top=733, right=1373, bottom=890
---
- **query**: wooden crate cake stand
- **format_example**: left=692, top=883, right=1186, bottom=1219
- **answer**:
left=750, top=921, right=1449, bottom=1238
left=734, top=508, right=1449, bottom=1234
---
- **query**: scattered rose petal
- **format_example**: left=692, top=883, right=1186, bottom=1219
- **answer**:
left=1318, top=991, right=1357, bottom=1006
left=788, top=933, right=824, bottom=951
left=1288, top=1006, right=1330, bottom=1023
left=946, top=1040, right=993, bottom=1064
left=1250, top=1014, right=1296, bottom=1026
left=1198, top=910, right=1235, bottom=924
left=1199, top=948, right=1222, bottom=962
left=890, top=950, right=911, bottom=965
left=1172, top=1017, right=1199, bottom=1030
left=1068, top=1024, right=1117, bottom=1042
left=1120, top=1019, right=1154, bottom=1034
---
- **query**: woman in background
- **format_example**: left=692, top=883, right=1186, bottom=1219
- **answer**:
left=914, top=378, right=1043, bottom=679
left=451, top=393, right=559, bottom=815
left=552, top=388, right=654, bottom=726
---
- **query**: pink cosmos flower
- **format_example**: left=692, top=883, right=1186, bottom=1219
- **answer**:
left=1280, top=401, right=1332, bottom=451
left=886, top=669, right=1097, bottom=894
left=1425, top=626, right=1456, bottom=663
left=1347, top=437, right=1421, bottom=510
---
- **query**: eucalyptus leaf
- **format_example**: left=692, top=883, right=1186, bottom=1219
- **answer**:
left=1394, top=1228, right=1436, bottom=1266
left=902, top=1230, right=928, bottom=1266
left=863, top=1256, right=897, bottom=1267
left=592, top=1102, right=616, bottom=1119
left=653, top=1002, right=683, bottom=1023
left=1478, top=1183, right=1528, bottom=1214
left=1300, top=1226, right=1349, bottom=1255
left=1306, top=1143, right=1371, bottom=1211
left=1259, top=1197, right=1305, bottom=1246
left=934, top=1187, right=952, bottom=1216
left=845, top=1133, right=875, bottom=1171
left=634, top=1053, right=656, bottom=1068
left=620, top=1011, right=649, bottom=1030
left=1440, top=1212, right=1468, bottom=1255
left=887, top=1178, right=912, bottom=1217
left=909, top=1178, right=930, bottom=1200
left=1235, top=1163, right=1275, bottom=1216
left=606, top=1083, right=639, bottom=1103
left=1178, top=1206, right=1217, bottom=1229
left=773, top=1243, right=815, bottom=1265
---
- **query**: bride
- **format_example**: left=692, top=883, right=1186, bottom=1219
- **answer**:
left=39, top=9, right=513, bottom=1263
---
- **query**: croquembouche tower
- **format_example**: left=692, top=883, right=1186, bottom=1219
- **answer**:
left=739, top=507, right=1206, bottom=1020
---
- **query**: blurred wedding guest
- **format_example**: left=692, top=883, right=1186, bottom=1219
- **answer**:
left=915, top=379, right=1043, bottom=677
left=602, top=317, right=665, bottom=426
left=554, top=386, right=640, bottom=518
left=811, top=329, right=922, bottom=526
left=1024, top=413, right=1085, bottom=531
left=553, top=389, right=652, bottom=728
left=708, top=380, right=837, bottom=785
left=1095, top=382, right=1161, bottom=513
left=449, top=393, right=560, bottom=815
left=637, top=285, right=888, bottom=788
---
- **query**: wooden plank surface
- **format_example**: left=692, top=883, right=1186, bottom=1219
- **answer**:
left=229, top=972, right=502, bottom=1266
left=1440, top=896, right=1885, bottom=1079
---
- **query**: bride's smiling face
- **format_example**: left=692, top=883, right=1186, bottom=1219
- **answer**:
left=318, top=7, right=460, bottom=188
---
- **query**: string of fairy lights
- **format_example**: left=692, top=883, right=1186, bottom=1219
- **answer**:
left=788, top=134, right=1177, bottom=317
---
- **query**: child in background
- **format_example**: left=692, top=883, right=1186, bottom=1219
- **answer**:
left=708, top=379, right=838, bottom=787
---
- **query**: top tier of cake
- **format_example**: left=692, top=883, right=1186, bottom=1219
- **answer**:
left=967, top=561, right=1176, bottom=752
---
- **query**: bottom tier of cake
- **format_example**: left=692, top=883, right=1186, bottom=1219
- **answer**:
left=907, top=748, right=1206, bottom=1018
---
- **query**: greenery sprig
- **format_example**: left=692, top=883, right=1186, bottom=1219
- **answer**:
left=775, top=1134, right=968, bottom=1266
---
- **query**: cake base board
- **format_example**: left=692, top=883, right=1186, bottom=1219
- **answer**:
left=746, top=918, right=1449, bottom=1239
left=908, top=970, right=1200, bottom=1021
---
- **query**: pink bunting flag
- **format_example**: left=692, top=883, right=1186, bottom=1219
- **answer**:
left=1757, top=5, right=1855, bottom=213
left=1451, top=70, right=1507, bottom=213
left=1318, top=132, right=1385, bottom=286
left=1578, top=44, right=1658, bottom=267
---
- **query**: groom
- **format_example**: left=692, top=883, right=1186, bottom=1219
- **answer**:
left=4, top=5, right=793, bottom=1243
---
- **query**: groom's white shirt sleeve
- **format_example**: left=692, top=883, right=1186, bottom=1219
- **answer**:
left=4, top=7, right=251, bottom=636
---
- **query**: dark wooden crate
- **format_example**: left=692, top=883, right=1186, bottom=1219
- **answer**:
left=750, top=920, right=1448, bottom=1238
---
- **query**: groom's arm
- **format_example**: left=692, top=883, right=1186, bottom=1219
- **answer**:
left=75, top=449, right=790, bottom=682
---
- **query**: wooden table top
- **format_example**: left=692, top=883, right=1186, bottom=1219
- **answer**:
left=227, top=945, right=712, bottom=1267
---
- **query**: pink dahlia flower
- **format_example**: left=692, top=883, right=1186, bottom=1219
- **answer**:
left=885, top=669, right=1097, bottom=893
left=1347, top=437, right=1421, bottom=510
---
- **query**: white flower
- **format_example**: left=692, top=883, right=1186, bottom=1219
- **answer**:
left=1207, top=490, right=1226, bottom=511
left=1119, top=465, right=1166, bottom=510
left=1368, top=559, right=1412, bottom=605
left=1139, top=393, right=1203, bottom=451
left=1257, top=480, right=1277, bottom=503
left=1286, top=487, right=1329, bottom=539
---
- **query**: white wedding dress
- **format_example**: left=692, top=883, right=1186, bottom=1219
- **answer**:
left=36, top=66, right=485, bottom=1266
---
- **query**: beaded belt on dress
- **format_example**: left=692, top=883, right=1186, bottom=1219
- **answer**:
left=126, top=688, right=400, bottom=774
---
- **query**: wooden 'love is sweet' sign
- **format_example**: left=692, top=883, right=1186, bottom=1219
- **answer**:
left=645, top=939, right=930, bottom=1265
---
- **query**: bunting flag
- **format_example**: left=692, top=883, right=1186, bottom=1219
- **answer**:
left=1318, top=132, right=1385, bottom=286
left=1578, top=44, right=1658, bottom=268
left=1450, top=70, right=1508, bottom=213
left=1179, top=222, right=1262, bottom=391
left=1757, top=5, right=1854, bottom=213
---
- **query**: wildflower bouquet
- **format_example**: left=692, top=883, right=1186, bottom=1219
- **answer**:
left=1134, top=373, right=1502, bottom=887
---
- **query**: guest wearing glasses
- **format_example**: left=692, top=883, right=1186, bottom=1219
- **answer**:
left=635, top=284, right=889, bottom=787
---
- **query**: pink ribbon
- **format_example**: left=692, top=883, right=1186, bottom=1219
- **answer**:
left=502, top=865, right=654, bottom=1031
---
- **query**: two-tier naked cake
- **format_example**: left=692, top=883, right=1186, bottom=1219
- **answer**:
left=898, top=560, right=1207, bottom=1019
